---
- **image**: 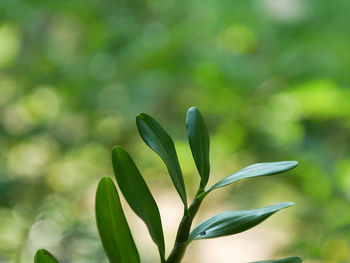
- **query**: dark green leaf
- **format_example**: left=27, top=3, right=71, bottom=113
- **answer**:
left=34, top=249, right=59, bottom=263
left=136, top=113, right=187, bottom=207
left=207, top=161, right=298, bottom=192
left=251, top=256, right=302, bottom=263
left=95, top=177, right=140, bottom=263
left=186, top=107, right=210, bottom=188
left=189, top=202, right=293, bottom=241
left=112, top=146, right=165, bottom=261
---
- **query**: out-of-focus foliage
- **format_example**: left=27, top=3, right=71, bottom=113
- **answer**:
left=0, top=0, right=349, bottom=262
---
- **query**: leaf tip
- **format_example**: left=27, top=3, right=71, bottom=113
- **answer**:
left=35, top=249, right=45, bottom=258
left=112, top=145, right=122, bottom=151
left=35, top=249, right=58, bottom=263
left=295, top=256, right=303, bottom=262
left=112, top=145, right=126, bottom=157
left=289, top=160, right=298, bottom=168
left=282, top=202, right=295, bottom=208
left=187, top=106, right=199, bottom=113
left=98, top=176, right=113, bottom=186
left=136, top=112, right=148, bottom=120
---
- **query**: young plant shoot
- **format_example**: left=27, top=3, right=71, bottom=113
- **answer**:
left=35, top=107, right=302, bottom=263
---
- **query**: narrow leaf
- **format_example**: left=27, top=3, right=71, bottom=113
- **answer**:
left=136, top=113, right=187, bottom=207
left=251, top=256, right=302, bottom=263
left=35, top=249, right=59, bottom=263
left=186, top=107, right=210, bottom=188
left=207, top=161, right=298, bottom=192
left=112, top=146, right=165, bottom=260
left=189, top=202, right=293, bottom=241
left=95, top=177, right=140, bottom=263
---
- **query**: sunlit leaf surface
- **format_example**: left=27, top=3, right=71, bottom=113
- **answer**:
left=207, top=161, right=298, bottom=192
left=189, top=202, right=293, bottom=241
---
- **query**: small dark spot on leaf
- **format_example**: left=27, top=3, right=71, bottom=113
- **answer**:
left=200, top=231, right=206, bottom=236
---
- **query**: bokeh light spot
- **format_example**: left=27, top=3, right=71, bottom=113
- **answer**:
left=0, top=24, right=20, bottom=67
left=322, top=238, right=349, bottom=262
left=218, top=24, right=256, bottom=54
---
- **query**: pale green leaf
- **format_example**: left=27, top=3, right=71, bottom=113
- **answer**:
left=189, top=202, right=293, bottom=241
left=207, top=161, right=298, bottom=193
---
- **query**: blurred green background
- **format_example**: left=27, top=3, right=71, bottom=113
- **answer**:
left=0, top=0, right=350, bottom=262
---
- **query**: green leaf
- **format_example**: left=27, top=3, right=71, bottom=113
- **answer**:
left=250, top=256, right=302, bottom=263
left=34, top=249, right=59, bottom=263
left=189, top=202, right=293, bottom=241
left=136, top=113, right=187, bottom=207
left=207, top=161, right=298, bottom=192
left=95, top=177, right=140, bottom=263
left=186, top=107, right=210, bottom=189
left=112, top=146, right=165, bottom=261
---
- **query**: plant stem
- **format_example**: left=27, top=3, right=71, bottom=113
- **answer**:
left=166, top=188, right=205, bottom=263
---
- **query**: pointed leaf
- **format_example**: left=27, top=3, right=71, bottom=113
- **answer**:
left=207, top=161, right=298, bottom=192
left=136, top=113, right=187, bottom=207
left=189, top=202, right=293, bottom=241
left=186, top=107, right=210, bottom=188
left=95, top=177, right=140, bottom=263
left=35, top=249, right=59, bottom=263
left=251, top=256, right=302, bottom=263
left=112, top=146, right=165, bottom=260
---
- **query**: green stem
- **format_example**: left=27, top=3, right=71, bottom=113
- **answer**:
left=166, top=188, right=205, bottom=263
